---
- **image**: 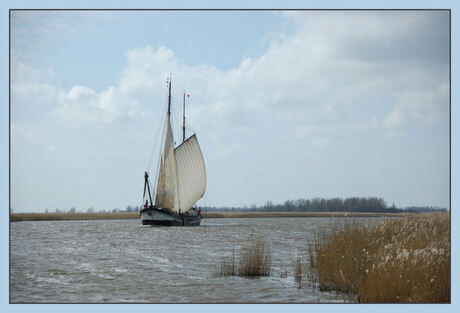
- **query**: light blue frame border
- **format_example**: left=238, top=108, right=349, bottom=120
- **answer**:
left=2, top=1, right=457, bottom=312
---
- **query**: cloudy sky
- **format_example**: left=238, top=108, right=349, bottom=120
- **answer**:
left=10, top=10, right=449, bottom=213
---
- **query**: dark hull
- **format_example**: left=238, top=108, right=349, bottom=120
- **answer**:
left=140, top=207, right=201, bottom=226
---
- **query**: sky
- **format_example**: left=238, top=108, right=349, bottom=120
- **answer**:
left=10, top=10, right=450, bottom=213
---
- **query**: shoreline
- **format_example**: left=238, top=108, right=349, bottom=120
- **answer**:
left=10, top=211, right=407, bottom=222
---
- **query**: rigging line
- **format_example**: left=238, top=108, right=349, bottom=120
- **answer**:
left=148, top=175, right=156, bottom=205
left=151, top=104, right=169, bottom=201
left=152, top=89, right=177, bottom=204
left=151, top=138, right=162, bottom=204
left=203, top=191, right=207, bottom=230
left=170, top=108, right=177, bottom=138
left=171, top=104, right=183, bottom=143
left=146, top=103, right=167, bottom=173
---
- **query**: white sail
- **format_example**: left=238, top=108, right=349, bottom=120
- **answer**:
left=154, top=114, right=179, bottom=210
left=174, top=134, right=206, bottom=211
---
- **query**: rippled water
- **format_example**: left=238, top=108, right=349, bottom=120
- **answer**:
left=10, top=217, right=380, bottom=303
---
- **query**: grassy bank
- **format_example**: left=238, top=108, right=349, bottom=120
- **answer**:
left=308, top=212, right=450, bottom=303
left=203, top=212, right=405, bottom=218
left=10, top=211, right=406, bottom=222
left=9, top=212, right=139, bottom=222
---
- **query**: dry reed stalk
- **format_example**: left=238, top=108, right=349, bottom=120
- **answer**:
left=309, top=213, right=450, bottom=303
left=294, top=257, right=303, bottom=288
left=215, top=236, right=272, bottom=278
left=306, top=244, right=319, bottom=289
left=238, top=236, right=272, bottom=277
left=216, top=249, right=237, bottom=277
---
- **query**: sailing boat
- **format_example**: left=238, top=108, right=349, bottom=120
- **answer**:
left=140, top=77, right=206, bottom=226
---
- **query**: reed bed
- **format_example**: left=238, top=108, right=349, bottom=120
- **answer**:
left=309, top=212, right=450, bottom=303
left=10, top=212, right=139, bottom=222
left=204, top=212, right=405, bottom=219
left=10, top=211, right=405, bottom=222
left=216, top=236, right=271, bottom=277
left=218, top=250, right=237, bottom=276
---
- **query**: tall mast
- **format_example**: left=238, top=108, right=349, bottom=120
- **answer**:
left=167, top=75, right=172, bottom=115
left=144, top=172, right=153, bottom=207
left=182, top=92, right=186, bottom=143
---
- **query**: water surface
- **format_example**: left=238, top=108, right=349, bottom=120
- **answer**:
left=11, top=217, right=377, bottom=303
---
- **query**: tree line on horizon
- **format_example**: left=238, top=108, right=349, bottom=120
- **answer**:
left=201, top=197, right=447, bottom=214
left=40, top=197, right=447, bottom=214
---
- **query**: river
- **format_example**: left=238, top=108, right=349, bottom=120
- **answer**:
left=10, top=217, right=381, bottom=303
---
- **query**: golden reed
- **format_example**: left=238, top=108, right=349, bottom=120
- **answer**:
left=216, top=236, right=271, bottom=277
left=10, top=211, right=405, bottom=222
left=10, top=212, right=139, bottom=222
left=309, top=212, right=450, bottom=303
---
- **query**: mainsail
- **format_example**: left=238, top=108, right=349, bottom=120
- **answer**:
left=154, top=114, right=179, bottom=209
left=174, top=134, right=206, bottom=211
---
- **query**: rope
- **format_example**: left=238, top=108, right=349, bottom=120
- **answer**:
left=143, top=98, right=169, bottom=209
left=146, top=103, right=167, bottom=173
left=151, top=122, right=164, bottom=202
left=170, top=102, right=185, bottom=144
left=204, top=191, right=207, bottom=230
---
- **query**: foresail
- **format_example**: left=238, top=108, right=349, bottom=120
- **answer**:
left=174, top=134, right=206, bottom=211
left=154, top=115, right=179, bottom=209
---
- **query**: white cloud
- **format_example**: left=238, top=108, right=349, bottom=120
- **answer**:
left=120, top=46, right=176, bottom=95
left=54, top=85, right=143, bottom=125
left=64, top=85, right=96, bottom=101
left=11, top=11, right=122, bottom=61
left=383, top=109, right=405, bottom=129
left=383, top=83, right=449, bottom=131
left=12, top=12, right=448, bottom=153
left=11, top=62, right=61, bottom=104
